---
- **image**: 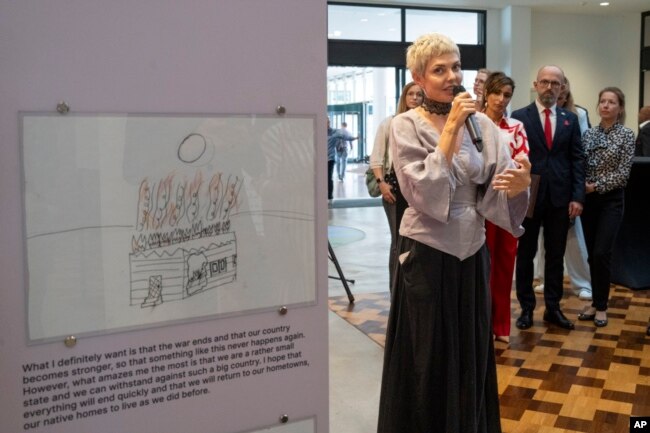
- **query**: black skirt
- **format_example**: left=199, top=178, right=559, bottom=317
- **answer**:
left=377, top=237, right=502, bottom=433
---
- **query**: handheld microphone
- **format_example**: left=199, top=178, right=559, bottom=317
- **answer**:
left=452, top=85, right=483, bottom=152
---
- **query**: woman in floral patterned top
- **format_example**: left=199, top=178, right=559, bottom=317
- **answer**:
left=577, top=87, right=635, bottom=327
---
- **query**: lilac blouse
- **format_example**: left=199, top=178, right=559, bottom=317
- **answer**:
left=390, top=109, right=529, bottom=260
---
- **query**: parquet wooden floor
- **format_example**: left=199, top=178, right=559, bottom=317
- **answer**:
left=328, top=281, right=650, bottom=433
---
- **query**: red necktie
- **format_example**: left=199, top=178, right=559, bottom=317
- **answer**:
left=543, top=108, right=552, bottom=150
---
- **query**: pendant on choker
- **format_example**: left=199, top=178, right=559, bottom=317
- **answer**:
left=421, top=96, right=452, bottom=115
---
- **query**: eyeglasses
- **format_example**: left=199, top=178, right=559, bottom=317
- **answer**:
left=537, top=79, right=562, bottom=89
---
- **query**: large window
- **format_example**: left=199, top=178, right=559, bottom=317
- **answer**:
left=328, top=4, right=484, bottom=45
left=328, top=5, right=401, bottom=41
left=404, top=9, right=482, bottom=43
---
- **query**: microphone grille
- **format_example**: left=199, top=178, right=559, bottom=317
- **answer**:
left=452, top=85, right=466, bottom=95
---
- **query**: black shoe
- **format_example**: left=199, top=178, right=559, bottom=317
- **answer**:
left=647, top=323, right=650, bottom=336
left=594, top=317, right=608, bottom=327
left=543, top=309, right=575, bottom=330
left=578, top=312, right=596, bottom=321
left=516, top=310, right=533, bottom=330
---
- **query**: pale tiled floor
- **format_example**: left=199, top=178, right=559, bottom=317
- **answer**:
left=328, top=162, right=389, bottom=433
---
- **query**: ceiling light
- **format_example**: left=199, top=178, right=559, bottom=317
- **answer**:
left=599, top=2, right=609, bottom=5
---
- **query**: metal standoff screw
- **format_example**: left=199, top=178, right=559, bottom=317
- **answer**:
left=278, top=306, right=288, bottom=315
left=56, top=101, right=70, bottom=114
left=279, top=414, right=289, bottom=424
left=275, top=105, right=286, bottom=115
left=64, top=335, right=77, bottom=347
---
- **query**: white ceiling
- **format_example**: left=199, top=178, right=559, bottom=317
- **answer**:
left=344, top=0, right=650, bottom=16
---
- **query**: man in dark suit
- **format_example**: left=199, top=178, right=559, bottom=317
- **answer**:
left=635, top=106, right=650, bottom=156
left=512, top=65, right=585, bottom=330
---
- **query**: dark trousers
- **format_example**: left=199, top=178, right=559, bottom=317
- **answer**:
left=327, top=159, right=335, bottom=199
left=382, top=190, right=408, bottom=291
left=516, top=195, right=571, bottom=312
left=581, top=188, right=624, bottom=311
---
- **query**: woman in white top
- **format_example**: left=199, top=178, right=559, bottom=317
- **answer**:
left=369, top=81, right=423, bottom=289
left=473, top=67, right=490, bottom=111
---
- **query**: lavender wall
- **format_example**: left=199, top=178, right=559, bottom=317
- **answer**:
left=0, top=1, right=328, bottom=432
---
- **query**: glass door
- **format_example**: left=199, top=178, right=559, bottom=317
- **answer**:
left=327, top=103, right=363, bottom=161
left=327, top=66, right=398, bottom=201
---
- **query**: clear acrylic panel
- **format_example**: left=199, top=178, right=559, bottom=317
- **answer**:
left=21, top=113, right=316, bottom=342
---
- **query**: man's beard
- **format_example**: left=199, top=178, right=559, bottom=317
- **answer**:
left=540, top=93, right=555, bottom=105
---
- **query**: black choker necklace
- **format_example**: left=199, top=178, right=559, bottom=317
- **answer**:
left=421, top=96, right=452, bottom=115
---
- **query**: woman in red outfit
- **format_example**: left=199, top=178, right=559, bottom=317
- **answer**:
left=482, top=72, right=529, bottom=343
